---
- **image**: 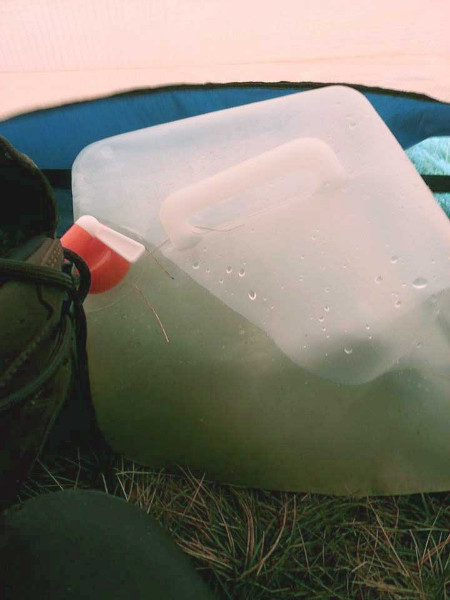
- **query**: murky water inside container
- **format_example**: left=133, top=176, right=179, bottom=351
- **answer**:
left=84, top=246, right=450, bottom=494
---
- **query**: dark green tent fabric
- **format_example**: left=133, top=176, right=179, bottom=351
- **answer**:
left=0, top=490, right=216, bottom=599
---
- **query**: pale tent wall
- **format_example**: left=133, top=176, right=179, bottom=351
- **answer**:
left=1, top=0, right=449, bottom=119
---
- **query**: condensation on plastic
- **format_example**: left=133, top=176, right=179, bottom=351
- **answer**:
left=72, top=86, right=450, bottom=495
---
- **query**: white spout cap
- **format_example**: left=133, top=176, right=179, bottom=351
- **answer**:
left=76, top=215, right=145, bottom=263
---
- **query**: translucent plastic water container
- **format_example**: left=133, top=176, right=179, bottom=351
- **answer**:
left=69, top=86, right=450, bottom=495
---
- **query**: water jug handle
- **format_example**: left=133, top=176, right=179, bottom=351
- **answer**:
left=160, top=137, right=346, bottom=250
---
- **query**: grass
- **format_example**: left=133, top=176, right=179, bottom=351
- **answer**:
left=19, top=444, right=450, bottom=600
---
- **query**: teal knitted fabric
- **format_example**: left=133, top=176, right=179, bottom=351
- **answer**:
left=406, top=136, right=450, bottom=217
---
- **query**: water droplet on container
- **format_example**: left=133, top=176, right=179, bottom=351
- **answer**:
left=299, top=276, right=304, bottom=283
left=238, top=268, right=246, bottom=277
left=344, top=347, right=353, bottom=355
left=375, top=275, right=383, bottom=284
left=263, top=297, right=267, bottom=302
left=270, top=305, right=274, bottom=310
left=324, top=305, right=330, bottom=312
left=318, top=316, right=325, bottom=322
left=324, top=286, right=330, bottom=294
left=300, top=255, right=305, bottom=261
left=219, top=278, right=224, bottom=284
left=248, top=290, right=256, bottom=300
left=326, top=334, right=330, bottom=339
left=206, top=268, right=210, bottom=274
left=226, top=266, right=233, bottom=274
left=416, top=341, right=422, bottom=349
left=321, top=326, right=326, bottom=332
left=390, top=255, right=399, bottom=264
left=368, top=335, right=373, bottom=340
left=412, top=277, right=428, bottom=289
left=365, top=324, right=370, bottom=330
left=394, top=299, right=402, bottom=308
left=193, top=262, right=200, bottom=270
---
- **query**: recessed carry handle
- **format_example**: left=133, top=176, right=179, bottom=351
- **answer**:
left=160, top=138, right=346, bottom=250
